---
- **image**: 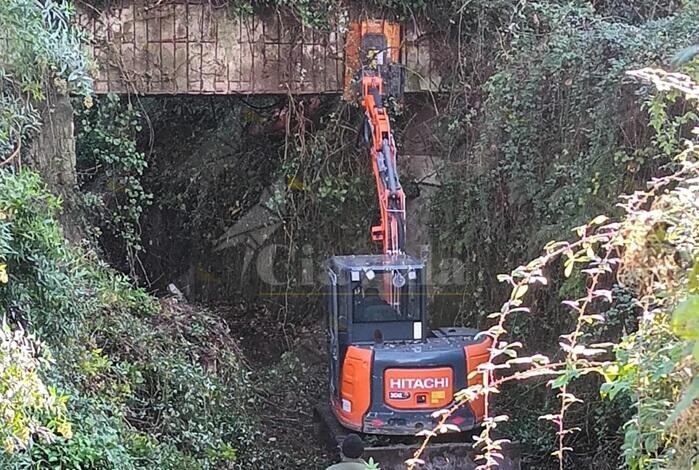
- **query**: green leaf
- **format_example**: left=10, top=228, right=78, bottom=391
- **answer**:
left=589, top=215, right=608, bottom=226
left=672, top=295, right=699, bottom=348
left=512, top=284, right=529, bottom=300
left=564, top=260, right=574, bottom=278
left=667, top=377, right=699, bottom=424
left=549, top=373, right=568, bottom=389
left=689, top=258, right=699, bottom=293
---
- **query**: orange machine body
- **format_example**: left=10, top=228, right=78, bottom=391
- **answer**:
left=328, top=318, right=493, bottom=435
left=334, top=346, right=373, bottom=430
left=465, top=338, right=492, bottom=422
left=325, top=20, right=490, bottom=437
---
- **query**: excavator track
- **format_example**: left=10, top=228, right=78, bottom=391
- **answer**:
left=315, top=403, right=521, bottom=469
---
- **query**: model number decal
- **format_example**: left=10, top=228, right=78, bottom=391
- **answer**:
left=388, top=391, right=411, bottom=400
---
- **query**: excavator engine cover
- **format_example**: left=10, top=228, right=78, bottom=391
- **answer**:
left=325, top=255, right=491, bottom=436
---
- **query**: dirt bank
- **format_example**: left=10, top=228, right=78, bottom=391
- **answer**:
left=220, top=301, right=332, bottom=468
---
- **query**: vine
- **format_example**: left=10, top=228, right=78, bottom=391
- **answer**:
left=411, top=67, right=699, bottom=470
left=75, top=95, right=152, bottom=278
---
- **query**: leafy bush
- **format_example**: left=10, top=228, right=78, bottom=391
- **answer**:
left=0, top=170, right=262, bottom=468
left=414, top=67, right=699, bottom=470
left=432, top=2, right=699, bottom=323
left=0, top=321, right=70, bottom=454
left=418, top=1, right=699, bottom=467
left=0, top=0, right=90, bottom=157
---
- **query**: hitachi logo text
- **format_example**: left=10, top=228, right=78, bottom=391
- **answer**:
left=389, top=377, right=449, bottom=390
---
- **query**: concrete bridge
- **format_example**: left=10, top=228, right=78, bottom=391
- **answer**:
left=79, top=1, right=441, bottom=95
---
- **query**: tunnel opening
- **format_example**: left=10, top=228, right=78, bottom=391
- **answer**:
left=73, top=90, right=456, bottom=467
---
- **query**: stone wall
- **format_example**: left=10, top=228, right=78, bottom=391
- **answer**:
left=79, top=1, right=440, bottom=95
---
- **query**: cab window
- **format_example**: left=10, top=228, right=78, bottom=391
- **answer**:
left=353, top=269, right=420, bottom=322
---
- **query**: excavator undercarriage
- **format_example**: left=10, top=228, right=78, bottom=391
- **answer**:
left=315, top=401, right=519, bottom=470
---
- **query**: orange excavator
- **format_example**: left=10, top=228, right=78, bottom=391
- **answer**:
left=318, top=21, right=496, bottom=466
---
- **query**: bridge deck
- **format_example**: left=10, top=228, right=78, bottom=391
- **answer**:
left=79, top=1, right=441, bottom=95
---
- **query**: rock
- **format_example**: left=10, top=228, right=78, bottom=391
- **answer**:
left=167, top=283, right=186, bottom=301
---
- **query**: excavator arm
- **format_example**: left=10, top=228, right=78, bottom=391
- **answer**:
left=360, top=74, right=406, bottom=255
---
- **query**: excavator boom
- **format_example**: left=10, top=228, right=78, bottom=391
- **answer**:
left=361, top=75, right=406, bottom=255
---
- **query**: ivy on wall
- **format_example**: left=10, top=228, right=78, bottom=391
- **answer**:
left=75, top=95, right=152, bottom=278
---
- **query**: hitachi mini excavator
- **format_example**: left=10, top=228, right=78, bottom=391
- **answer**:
left=320, top=21, right=492, bottom=445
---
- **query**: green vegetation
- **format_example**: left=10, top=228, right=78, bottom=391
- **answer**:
left=75, top=94, right=152, bottom=277
left=604, top=70, right=699, bottom=470
left=421, top=3, right=699, bottom=466
left=228, top=0, right=427, bottom=28
left=1, top=0, right=698, bottom=469
left=0, top=315, right=70, bottom=455
left=0, top=171, right=262, bottom=469
left=0, top=1, right=265, bottom=468
left=416, top=98, right=699, bottom=467
left=0, top=0, right=91, bottom=157
left=431, top=1, right=699, bottom=324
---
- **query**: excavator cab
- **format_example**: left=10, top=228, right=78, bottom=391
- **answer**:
left=327, top=254, right=426, bottom=346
